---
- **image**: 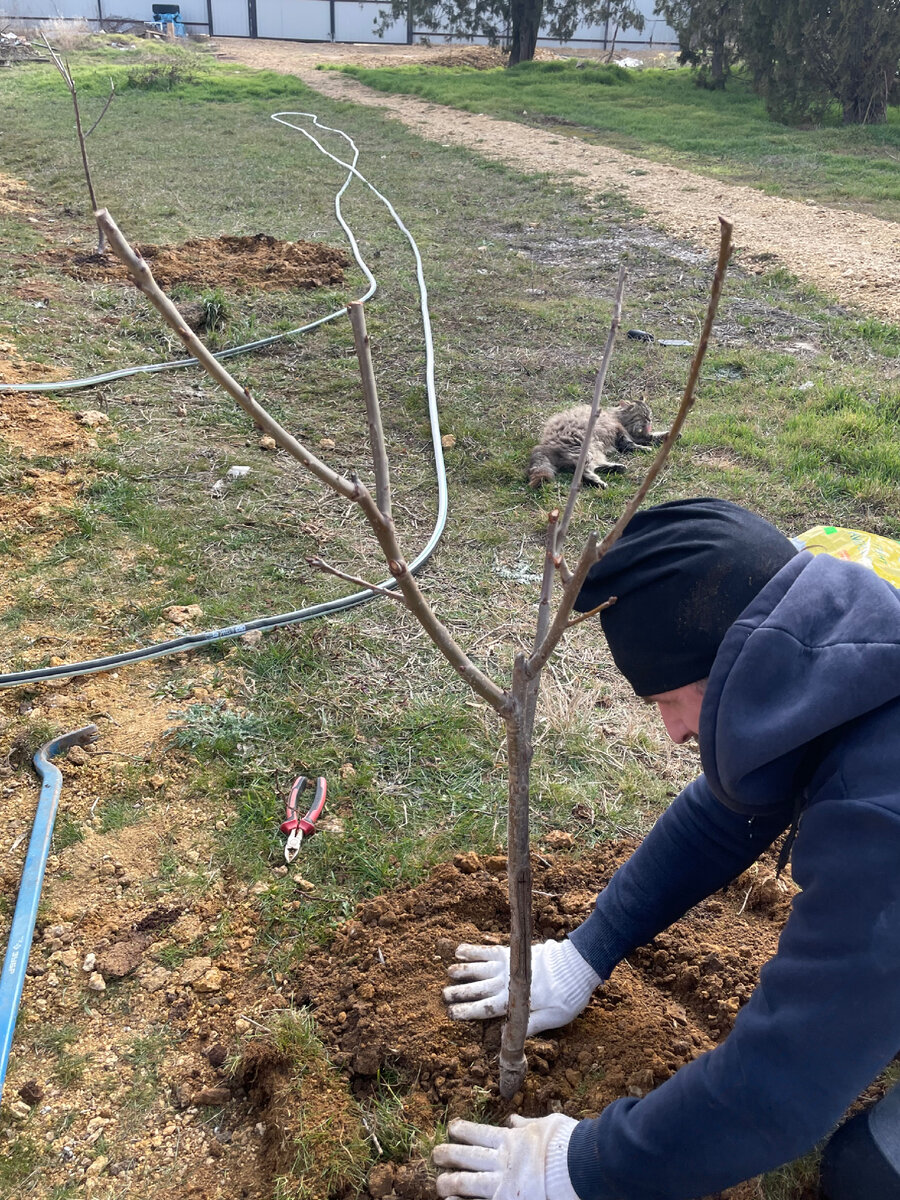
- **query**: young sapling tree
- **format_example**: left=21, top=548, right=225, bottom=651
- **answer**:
left=96, top=205, right=733, bottom=1098
left=41, top=33, right=115, bottom=256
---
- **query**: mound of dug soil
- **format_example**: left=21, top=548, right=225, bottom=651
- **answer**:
left=296, top=840, right=797, bottom=1200
left=50, top=233, right=350, bottom=292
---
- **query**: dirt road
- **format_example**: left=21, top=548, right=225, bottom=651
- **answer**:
left=216, top=38, right=900, bottom=324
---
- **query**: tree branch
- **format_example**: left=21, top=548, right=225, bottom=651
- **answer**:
left=84, top=78, right=116, bottom=138
left=593, top=217, right=734, bottom=564
left=525, top=216, right=734, bottom=681
left=42, top=34, right=106, bottom=255
left=97, top=208, right=360, bottom=503
left=347, top=301, right=393, bottom=521
left=98, top=208, right=509, bottom=717
left=555, top=264, right=626, bottom=549
left=307, top=556, right=409, bottom=605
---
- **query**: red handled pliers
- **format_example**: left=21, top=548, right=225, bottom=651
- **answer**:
left=280, top=775, right=327, bottom=863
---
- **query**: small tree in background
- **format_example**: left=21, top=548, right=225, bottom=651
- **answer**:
left=739, top=0, right=900, bottom=124
left=655, top=0, right=741, bottom=89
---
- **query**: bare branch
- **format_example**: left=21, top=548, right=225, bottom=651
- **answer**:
left=556, top=264, right=626, bottom=550
left=84, top=79, right=116, bottom=138
left=525, top=217, right=734, bottom=681
left=307, top=556, right=409, bottom=605
left=97, top=209, right=359, bottom=503
left=593, top=218, right=734, bottom=565
left=348, top=301, right=392, bottom=521
left=98, top=208, right=509, bottom=717
left=42, top=34, right=105, bottom=255
left=565, top=596, right=616, bottom=630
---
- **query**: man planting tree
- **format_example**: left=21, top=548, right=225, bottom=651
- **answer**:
left=434, top=497, right=900, bottom=1200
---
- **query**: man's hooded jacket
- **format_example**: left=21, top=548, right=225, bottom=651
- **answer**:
left=566, top=549, right=900, bottom=1199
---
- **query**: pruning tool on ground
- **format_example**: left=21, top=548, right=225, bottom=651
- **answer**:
left=280, top=775, right=327, bottom=863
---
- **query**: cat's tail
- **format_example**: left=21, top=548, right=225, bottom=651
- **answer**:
left=528, top=446, right=557, bottom=488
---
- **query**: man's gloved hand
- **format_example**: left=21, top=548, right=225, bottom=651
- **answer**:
left=442, top=938, right=601, bottom=1036
left=433, top=1114, right=579, bottom=1200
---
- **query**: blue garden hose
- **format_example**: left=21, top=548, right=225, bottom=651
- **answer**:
left=0, top=725, right=99, bottom=1099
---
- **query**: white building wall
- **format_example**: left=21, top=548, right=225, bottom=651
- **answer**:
left=5, top=0, right=676, bottom=46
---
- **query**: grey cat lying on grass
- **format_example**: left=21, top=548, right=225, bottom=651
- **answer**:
left=528, top=398, right=670, bottom=489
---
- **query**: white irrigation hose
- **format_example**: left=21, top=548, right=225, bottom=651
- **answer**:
left=0, top=113, right=449, bottom=688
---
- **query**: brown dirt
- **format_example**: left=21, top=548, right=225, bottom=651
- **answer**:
left=45, top=233, right=350, bottom=293
left=0, top=340, right=66, bottom=387
left=214, top=38, right=900, bottom=324
left=0, top=174, right=37, bottom=217
left=0, top=361, right=303, bottom=1197
left=297, top=842, right=796, bottom=1200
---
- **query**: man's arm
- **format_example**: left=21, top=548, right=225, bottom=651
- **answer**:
left=443, top=775, right=789, bottom=1037
left=569, top=773, right=791, bottom=980
left=568, top=798, right=900, bottom=1200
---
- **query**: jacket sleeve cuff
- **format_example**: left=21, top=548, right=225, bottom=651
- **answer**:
left=545, top=1119, right=581, bottom=1200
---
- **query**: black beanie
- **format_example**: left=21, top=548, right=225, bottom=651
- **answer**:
left=573, top=498, right=798, bottom=696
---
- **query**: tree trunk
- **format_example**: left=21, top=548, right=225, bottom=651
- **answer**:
left=508, top=0, right=542, bottom=65
left=498, top=656, right=533, bottom=1099
left=710, top=34, right=726, bottom=89
left=843, top=93, right=886, bottom=124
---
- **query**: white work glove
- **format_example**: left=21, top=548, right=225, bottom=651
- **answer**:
left=443, top=938, right=601, bottom=1037
left=433, top=1114, right=580, bottom=1200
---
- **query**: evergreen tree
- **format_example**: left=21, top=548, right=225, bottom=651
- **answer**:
left=655, top=0, right=741, bottom=88
left=739, top=0, right=900, bottom=124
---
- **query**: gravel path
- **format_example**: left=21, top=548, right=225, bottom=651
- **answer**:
left=216, top=38, right=900, bottom=324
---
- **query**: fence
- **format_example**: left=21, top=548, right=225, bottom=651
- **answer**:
left=6, top=0, right=677, bottom=48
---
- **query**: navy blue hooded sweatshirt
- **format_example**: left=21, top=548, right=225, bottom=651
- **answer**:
left=566, top=549, right=900, bottom=1199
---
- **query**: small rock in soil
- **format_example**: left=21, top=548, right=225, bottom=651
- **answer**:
left=368, top=1163, right=395, bottom=1198
left=77, top=410, right=109, bottom=428
left=258, top=436, right=277, bottom=452
left=162, top=604, right=204, bottom=625
left=66, top=745, right=89, bottom=766
left=453, top=851, right=481, bottom=874
left=18, top=1079, right=43, bottom=1107
left=194, top=967, right=225, bottom=994
left=192, top=1086, right=232, bottom=1107
left=95, top=934, right=150, bottom=979
left=86, top=1155, right=109, bottom=1177
left=435, top=937, right=457, bottom=961
left=180, top=956, right=213, bottom=985
left=9, top=1100, right=31, bottom=1120
left=87, top=971, right=106, bottom=992
left=208, top=1044, right=228, bottom=1069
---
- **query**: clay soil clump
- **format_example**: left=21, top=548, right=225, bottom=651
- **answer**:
left=48, top=233, right=350, bottom=292
left=297, top=840, right=796, bottom=1200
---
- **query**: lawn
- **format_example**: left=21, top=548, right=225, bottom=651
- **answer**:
left=0, top=35, right=898, bottom=1200
left=339, top=59, right=900, bottom=221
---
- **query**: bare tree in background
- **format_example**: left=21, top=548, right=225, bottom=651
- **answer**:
left=42, top=33, right=115, bottom=256
left=97, top=206, right=732, bottom=1098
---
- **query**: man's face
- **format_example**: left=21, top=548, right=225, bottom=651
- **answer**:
left=646, top=681, right=706, bottom=745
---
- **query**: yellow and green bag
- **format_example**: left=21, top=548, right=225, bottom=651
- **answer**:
left=793, top=525, right=900, bottom=589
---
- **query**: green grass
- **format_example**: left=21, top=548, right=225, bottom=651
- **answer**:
left=339, top=60, right=900, bottom=220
